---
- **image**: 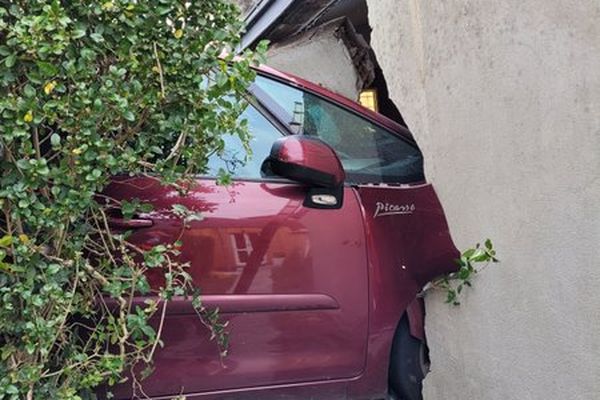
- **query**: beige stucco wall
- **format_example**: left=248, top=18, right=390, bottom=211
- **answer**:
left=367, top=1, right=600, bottom=399
left=266, top=21, right=361, bottom=100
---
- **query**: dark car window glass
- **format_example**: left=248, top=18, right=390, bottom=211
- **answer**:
left=253, top=75, right=424, bottom=184
left=206, top=104, right=282, bottom=179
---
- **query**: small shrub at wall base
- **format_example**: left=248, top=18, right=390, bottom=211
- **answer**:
left=431, top=239, right=499, bottom=305
left=0, top=1, right=266, bottom=399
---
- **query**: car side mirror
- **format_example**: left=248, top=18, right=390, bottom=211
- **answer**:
left=263, top=136, right=345, bottom=209
left=266, top=136, right=345, bottom=188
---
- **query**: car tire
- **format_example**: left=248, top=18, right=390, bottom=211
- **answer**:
left=389, top=315, right=430, bottom=400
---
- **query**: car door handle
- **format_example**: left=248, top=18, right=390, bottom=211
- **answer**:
left=108, top=217, right=153, bottom=229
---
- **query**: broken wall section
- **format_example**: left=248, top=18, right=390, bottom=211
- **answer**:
left=266, top=17, right=375, bottom=101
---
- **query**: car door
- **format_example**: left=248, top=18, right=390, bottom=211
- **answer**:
left=106, top=102, right=369, bottom=399
left=251, top=74, right=460, bottom=372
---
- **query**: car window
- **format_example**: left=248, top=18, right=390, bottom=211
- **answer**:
left=253, top=75, right=424, bottom=184
left=206, top=104, right=283, bottom=179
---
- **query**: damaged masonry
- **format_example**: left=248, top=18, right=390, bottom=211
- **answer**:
left=237, top=0, right=407, bottom=126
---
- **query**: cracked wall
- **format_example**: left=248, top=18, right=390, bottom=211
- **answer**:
left=266, top=18, right=374, bottom=100
left=367, top=1, right=600, bottom=399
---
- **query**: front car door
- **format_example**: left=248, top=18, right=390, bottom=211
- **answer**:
left=106, top=99, right=369, bottom=399
left=251, top=72, right=460, bottom=398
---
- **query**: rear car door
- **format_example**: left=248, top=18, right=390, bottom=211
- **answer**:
left=106, top=101, right=369, bottom=399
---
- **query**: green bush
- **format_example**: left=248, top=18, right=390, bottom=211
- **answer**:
left=0, top=1, right=264, bottom=398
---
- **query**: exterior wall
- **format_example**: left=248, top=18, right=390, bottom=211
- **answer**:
left=266, top=22, right=361, bottom=100
left=367, top=1, right=600, bottom=399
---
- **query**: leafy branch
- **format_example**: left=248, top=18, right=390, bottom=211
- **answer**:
left=427, top=239, right=499, bottom=305
left=0, top=1, right=263, bottom=398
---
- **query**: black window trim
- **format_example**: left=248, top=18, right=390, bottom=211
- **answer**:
left=244, top=90, right=293, bottom=137
left=248, top=82, right=296, bottom=137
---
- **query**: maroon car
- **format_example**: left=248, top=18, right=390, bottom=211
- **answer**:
left=104, top=66, right=459, bottom=400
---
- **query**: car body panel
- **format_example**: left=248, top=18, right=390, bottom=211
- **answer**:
left=105, top=177, right=369, bottom=398
left=347, top=184, right=459, bottom=399
left=149, top=378, right=349, bottom=400
left=101, top=64, right=459, bottom=399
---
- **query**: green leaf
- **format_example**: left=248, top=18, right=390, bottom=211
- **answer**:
left=5, top=385, right=19, bottom=395
left=5, top=54, right=16, bottom=68
left=80, top=48, right=96, bottom=60
left=123, top=111, right=135, bottom=122
left=121, top=200, right=139, bottom=219
left=462, top=248, right=475, bottom=259
left=216, top=168, right=232, bottom=185
left=50, top=133, right=61, bottom=147
left=458, top=267, right=470, bottom=280
left=47, top=264, right=61, bottom=274
left=156, top=6, right=173, bottom=15
left=23, top=84, right=35, bottom=98
left=72, top=22, right=88, bottom=39
left=36, top=61, right=59, bottom=76
left=0, top=235, right=13, bottom=248
left=90, top=32, right=104, bottom=42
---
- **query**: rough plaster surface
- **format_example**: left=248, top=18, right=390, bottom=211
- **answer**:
left=266, top=23, right=361, bottom=100
left=367, top=1, right=600, bottom=399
